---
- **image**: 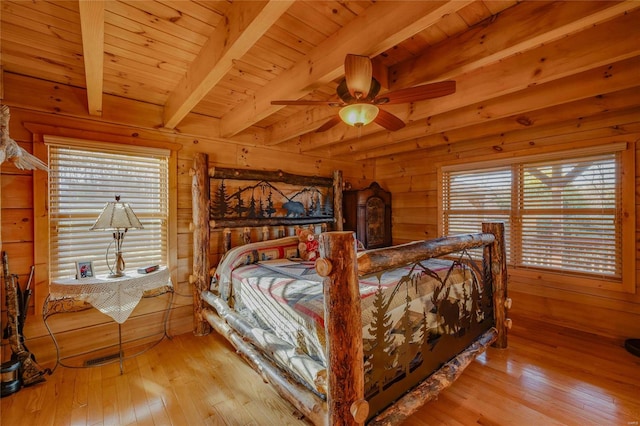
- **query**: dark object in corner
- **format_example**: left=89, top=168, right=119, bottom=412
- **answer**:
left=137, top=265, right=159, bottom=274
left=1, top=360, right=21, bottom=397
left=343, top=182, right=392, bottom=249
left=624, top=339, right=640, bottom=357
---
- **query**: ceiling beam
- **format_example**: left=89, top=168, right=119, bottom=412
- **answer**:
left=78, top=0, right=105, bottom=117
left=330, top=87, right=640, bottom=159
left=349, top=57, right=640, bottom=160
left=389, top=0, right=639, bottom=89
left=162, top=0, right=294, bottom=129
left=265, top=0, right=638, bottom=146
left=296, top=9, right=640, bottom=153
left=220, top=0, right=474, bottom=138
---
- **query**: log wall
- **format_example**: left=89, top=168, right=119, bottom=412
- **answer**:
left=0, top=78, right=373, bottom=365
left=1, top=66, right=638, bottom=366
left=376, top=127, right=640, bottom=340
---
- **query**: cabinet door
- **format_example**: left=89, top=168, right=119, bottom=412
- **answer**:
left=365, top=196, right=387, bottom=248
left=344, top=182, right=392, bottom=249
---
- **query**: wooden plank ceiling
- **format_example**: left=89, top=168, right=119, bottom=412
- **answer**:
left=1, top=0, right=639, bottom=159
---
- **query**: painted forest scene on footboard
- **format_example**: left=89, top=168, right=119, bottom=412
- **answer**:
left=362, top=250, right=495, bottom=416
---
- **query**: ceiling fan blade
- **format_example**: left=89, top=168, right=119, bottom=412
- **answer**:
left=271, top=100, right=339, bottom=106
left=376, top=80, right=456, bottom=105
left=315, top=115, right=342, bottom=132
left=374, top=109, right=405, bottom=131
left=344, top=54, right=372, bottom=99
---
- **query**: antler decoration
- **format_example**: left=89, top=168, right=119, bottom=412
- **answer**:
left=0, top=104, right=48, bottom=171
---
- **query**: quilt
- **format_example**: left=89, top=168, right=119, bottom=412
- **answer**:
left=218, top=256, right=478, bottom=395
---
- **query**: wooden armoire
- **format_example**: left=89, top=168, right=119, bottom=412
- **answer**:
left=343, top=182, right=392, bottom=249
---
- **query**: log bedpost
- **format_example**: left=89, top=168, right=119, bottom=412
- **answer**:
left=191, top=153, right=212, bottom=336
left=333, top=170, right=344, bottom=231
left=483, top=221, right=509, bottom=348
left=318, top=231, right=367, bottom=425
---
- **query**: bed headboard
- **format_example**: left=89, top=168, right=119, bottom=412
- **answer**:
left=189, top=152, right=343, bottom=335
left=208, top=166, right=343, bottom=250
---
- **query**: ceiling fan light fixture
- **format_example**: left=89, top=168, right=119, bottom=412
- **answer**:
left=339, top=103, right=379, bottom=127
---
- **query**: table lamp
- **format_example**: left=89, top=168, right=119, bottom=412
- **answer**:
left=90, top=195, right=143, bottom=278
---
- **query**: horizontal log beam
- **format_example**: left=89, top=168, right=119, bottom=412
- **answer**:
left=212, top=217, right=335, bottom=229
left=163, top=1, right=293, bottom=129
left=357, top=232, right=496, bottom=276
left=390, top=1, right=637, bottom=89
left=210, top=166, right=333, bottom=186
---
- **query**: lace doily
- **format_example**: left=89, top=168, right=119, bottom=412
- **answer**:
left=49, top=267, right=172, bottom=324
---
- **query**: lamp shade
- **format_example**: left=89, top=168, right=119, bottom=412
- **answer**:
left=90, top=196, right=143, bottom=231
left=339, top=103, right=379, bottom=127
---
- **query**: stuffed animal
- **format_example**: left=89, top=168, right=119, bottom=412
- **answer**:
left=297, top=228, right=319, bottom=261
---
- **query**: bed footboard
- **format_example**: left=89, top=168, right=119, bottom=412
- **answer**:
left=368, top=327, right=497, bottom=425
left=317, top=222, right=509, bottom=425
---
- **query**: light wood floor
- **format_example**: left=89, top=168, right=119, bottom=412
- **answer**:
left=2, top=316, right=640, bottom=425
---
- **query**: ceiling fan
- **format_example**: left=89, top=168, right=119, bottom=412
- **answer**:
left=271, top=54, right=456, bottom=133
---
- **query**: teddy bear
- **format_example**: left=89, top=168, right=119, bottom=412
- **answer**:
left=297, top=228, right=319, bottom=261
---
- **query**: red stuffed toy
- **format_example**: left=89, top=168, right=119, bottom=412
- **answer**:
left=297, top=228, right=319, bottom=261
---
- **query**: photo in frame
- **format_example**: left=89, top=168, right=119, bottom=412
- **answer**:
left=76, top=260, right=95, bottom=279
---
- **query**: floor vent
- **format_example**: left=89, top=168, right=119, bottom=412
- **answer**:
left=84, top=353, right=120, bottom=366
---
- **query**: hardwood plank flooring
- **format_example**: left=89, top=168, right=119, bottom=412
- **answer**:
left=2, top=316, right=639, bottom=425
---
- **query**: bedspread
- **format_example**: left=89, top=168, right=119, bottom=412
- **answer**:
left=220, top=257, right=478, bottom=395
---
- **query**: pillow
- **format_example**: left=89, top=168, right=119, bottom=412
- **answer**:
left=212, top=236, right=300, bottom=300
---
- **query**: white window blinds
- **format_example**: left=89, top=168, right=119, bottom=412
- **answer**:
left=442, top=165, right=513, bottom=260
left=48, top=142, right=169, bottom=280
left=442, top=149, right=623, bottom=280
left=518, top=154, right=619, bottom=276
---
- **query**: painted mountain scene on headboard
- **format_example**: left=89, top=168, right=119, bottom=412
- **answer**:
left=210, top=178, right=334, bottom=223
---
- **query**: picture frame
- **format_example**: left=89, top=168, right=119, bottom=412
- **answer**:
left=76, top=260, right=95, bottom=279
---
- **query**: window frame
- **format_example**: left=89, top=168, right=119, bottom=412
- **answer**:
left=438, top=142, right=635, bottom=294
left=43, top=136, right=174, bottom=281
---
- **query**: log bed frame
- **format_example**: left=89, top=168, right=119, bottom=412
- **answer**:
left=189, top=153, right=510, bottom=425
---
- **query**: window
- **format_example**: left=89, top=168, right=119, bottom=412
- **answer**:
left=47, top=139, right=169, bottom=280
left=440, top=143, right=633, bottom=291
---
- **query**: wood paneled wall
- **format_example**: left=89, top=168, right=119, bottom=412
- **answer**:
left=1, top=70, right=638, bottom=366
left=0, top=79, right=373, bottom=364
left=376, top=127, right=640, bottom=340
